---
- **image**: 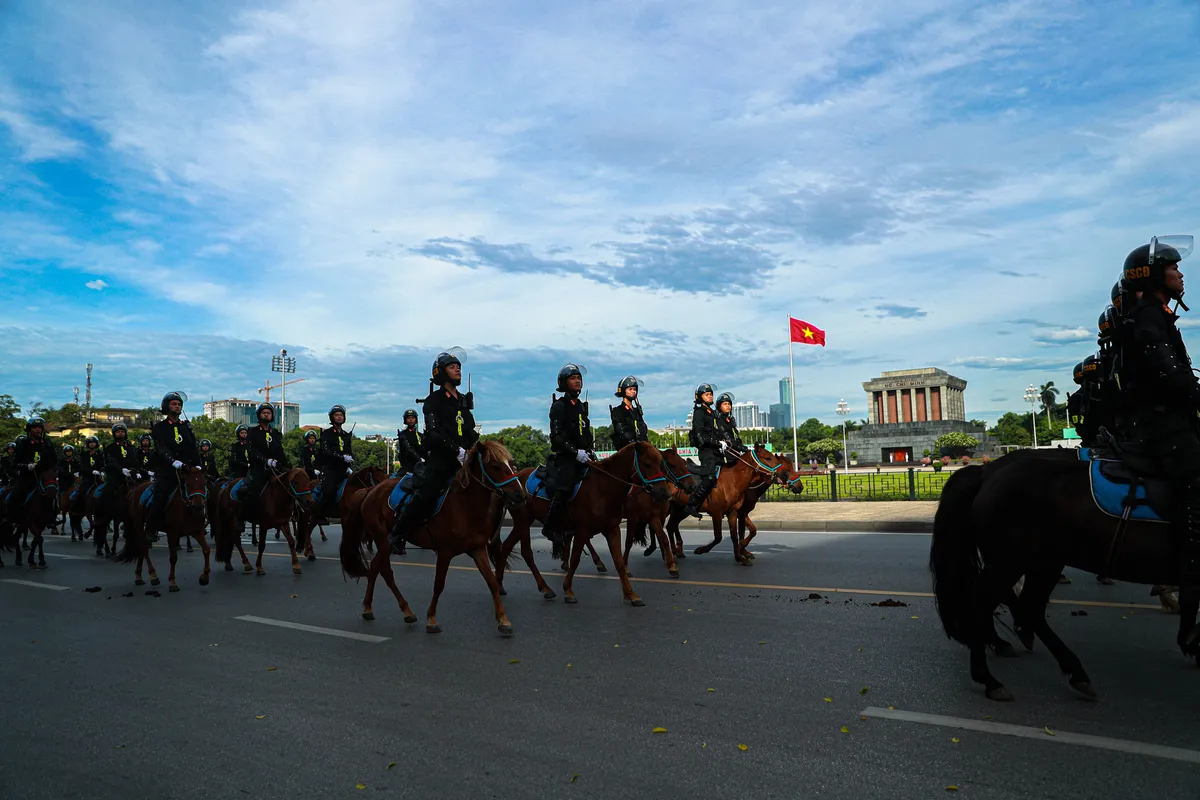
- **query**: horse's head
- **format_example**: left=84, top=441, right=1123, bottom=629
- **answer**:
left=350, top=466, right=387, bottom=490
left=743, top=444, right=786, bottom=481
left=772, top=453, right=805, bottom=495
left=285, top=467, right=315, bottom=510
left=34, top=463, right=58, bottom=498
left=660, top=447, right=699, bottom=493
left=461, top=440, right=526, bottom=507
left=180, top=466, right=209, bottom=514
left=631, top=441, right=670, bottom=502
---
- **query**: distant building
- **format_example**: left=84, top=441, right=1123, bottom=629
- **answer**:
left=768, top=403, right=791, bottom=430
left=731, top=402, right=762, bottom=430
left=847, top=368, right=996, bottom=465
left=204, top=398, right=300, bottom=431
left=49, top=406, right=160, bottom=439
left=778, top=377, right=792, bottom=406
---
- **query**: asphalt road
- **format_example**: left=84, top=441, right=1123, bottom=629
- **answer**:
left=1, top=525, right=1197, bottom=800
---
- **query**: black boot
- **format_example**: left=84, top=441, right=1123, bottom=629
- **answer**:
left=388, top=499, right=423, bottom=554
left=542, top=491, right=570, bottom=544
left=681, top=477, right=716, bottom=519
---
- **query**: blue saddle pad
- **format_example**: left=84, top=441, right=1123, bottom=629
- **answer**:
left=70, top=488, right=82, bottom=504
left=1088, top=461, right=1167, bottom=523
left=387, top=474, right=449, bottom=517
left=139, top=485, right=153, bottom=508
left=684, top=460, right=720, bottom=480
left=94, top=482, right=106, bottom=500
left=230, top=478, right=246, bottom=502
left=525, top=469, right=584, bottom=502
left=1078, top=447, right=1090, bottom=461
left=314, top=478, right=348, bottom=506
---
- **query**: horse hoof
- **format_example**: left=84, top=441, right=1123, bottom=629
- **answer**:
left=564, top=596, right=578, bottom=604
left=676, top=552, right=686, bottom=559
left=426, top=624, right=442, bottom=634
left=307, top=554, right=315, bottom=562
left=1017, top=630, right=1036, bottom=651
left=992, top=640, right=1018, bottom=658
left=595, top=564, right=608, bottom=573
left=1070, top=679, right=1098, bottom=700
left=243, top=565, right=253, bottom=573
left=498, top=624, right=514, bottom=636
left=499, top=587, right=507, bottom=596
left=135, top=579, right=145, bottom=586
left=320, top=534, right=328, bottom=542
left=404, top=614, right=418, bottom=624
left=274, top=532, right=280, bottom=540
left=542, top=589, right=557, bottom=600
left=256, top=569, right=265, bottom=576
left=744, top=551, right=756, bottom=560
left=362, top=611, right=375, bottom=621
left=199, top=575, right=209, bottom=587
left=630, top=598, right=645, bottom=607
left=669, top=568, right=680, bottom=579
left=693, top=547, right=707, bottom=556
left=169, top=585, right=180, bottom=593
left=292, top=567, right=302, bottom=575
left=985, top=686, right=1015, bottom=702
left=224, top=563, right=233, bottom=571
left=150, top=577, right=160, bottom=586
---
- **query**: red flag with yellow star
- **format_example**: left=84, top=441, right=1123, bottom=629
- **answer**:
left=789, top=317, right=825, bottom=346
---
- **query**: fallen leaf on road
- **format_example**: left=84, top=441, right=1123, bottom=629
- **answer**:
left=387, top=762, right=396, bottom=770
left=945, top=787, right=959, bottom=792
left=701, top=743, right=707, bottom=748
left=509, top=659, right=520, bottom=664
left=1044, top=727, right=1055, bottom=737
left=566, top=663, right=572, bottom=668
left=682, top=640, right=687, bottom=644
left=290, top=594, right=298, bottom=599
left=910, top=615, right=919, bottom=620
left=356, top=784, right=366, bottom=790
left=857, top=648, right=862, bottom=653
left=570, top=774, right=579, bottom=783
left=267, top=667, right=277, bottom=672
left=859, top=715, right=868, bottom=721
left=707, top=688, right=715, bottom=693
left=255, top=715, right=266, bottom=720
left=758, top=641, right=766, bottom=645
left=984, top=715, right=991, bottom=720
left=840, top=726, right=850, bottom=734
left=824, top=697, right=832, bottom=703
left=115, top=744, right=125, bottom=748
left=652, top=727, right=668, bottom=734
left=737, top=743, right=748, bottom=751
left=209, top=644, right=218, bottom=647
left=951, top=738, right=959, bottom=744
left=888, top=706, right=894, bottom=710
left=859, top=687, right=869, bottom=695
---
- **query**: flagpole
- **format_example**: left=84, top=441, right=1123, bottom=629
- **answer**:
left=788, top=316, right=799, bottom=465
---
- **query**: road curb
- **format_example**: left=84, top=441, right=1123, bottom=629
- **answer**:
left=522, top=519, right=934, bottom=532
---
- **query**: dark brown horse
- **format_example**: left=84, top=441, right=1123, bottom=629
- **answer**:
left=118, top=468, right=212, bottom=591
left=0, top=463, right=58, bottom=569
left=663, top=444, right=785, bottom=566
left=621, top=448, right=698, bottom=578
left=341, top=440, right=526, bottom=635
left=734, top=454, right=805, bottom=557
left=931, top=453, right=1191, bottom=702
left=54, top=471, right=76, bottom=536
left=214, top=468, right=314, bottom=576
left=498, top=441, right=670, bottom=605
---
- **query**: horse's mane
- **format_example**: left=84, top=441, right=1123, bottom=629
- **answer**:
left=454, top=439, right=516, bottom=490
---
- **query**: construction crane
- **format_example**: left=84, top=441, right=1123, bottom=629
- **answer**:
left=257, top=377, right=306, bottom=404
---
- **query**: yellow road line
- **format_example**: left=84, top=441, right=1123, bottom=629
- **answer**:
left=249, top=548, right=1165, bottom=612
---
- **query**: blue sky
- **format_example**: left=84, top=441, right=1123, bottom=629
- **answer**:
left=1, top=0, right=1198, bottom=434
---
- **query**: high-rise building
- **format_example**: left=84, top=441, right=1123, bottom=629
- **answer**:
left=768, top=403, right=791, bottom=430
left=778, top=377, right=793, bottom=406
left=204, top=398, right=301, bottom=431
left=731, top=402, right=762, bottom=430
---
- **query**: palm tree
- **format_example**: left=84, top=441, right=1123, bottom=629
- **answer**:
left=1039, top=381, right=1059, bottom=425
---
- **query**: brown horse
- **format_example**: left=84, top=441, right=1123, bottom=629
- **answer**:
left=214, top=468, right=314, bottom=576
left=58, top=480, right=93, bottom=543
left=498, top=441, right=670, bottom=605
left=341, top=441, right=525, bottom=635
left=0, top=463, right=58, bottom=569
left=663, top=444, right=784, bottom=566
left=118, top=468, right=212, bottom=591
left=621, top=448, right=699, bottom=578
left=734, top=454, right=805, bottom=557
left=54, top=471, right=76, bottom=536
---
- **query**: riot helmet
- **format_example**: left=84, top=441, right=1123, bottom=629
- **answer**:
left=557, top=363, right=586, bottom=394
left=431, top=347, right=466, bottom=386
left=1122, top=235, right=1194, bottom=302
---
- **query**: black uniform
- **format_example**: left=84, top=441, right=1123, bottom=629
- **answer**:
left=716, top=411, right=746, bottom=458
left=685, top=401, right=722, bottom=514
left=58, top=455, right=79, bottom=489
left=315, top=426, right=354, bottom=512
left=242, top=425, right=289, bottom=520
left=199, top=449, right=220, bottom=482
left=610, top=401, right=648, bottom=450
left=9, top=436, right=57, bottom=517
left=1067, top=391, right=1093, bottom=446
left=299, top=443, right=320, bottom=477
left=0, top=453, right=14, bottom=486
left=397, top=426, right=423, bottom=474
left=136, top=447, right=155, bottom=478
left=77, top=448, right=103, bottom=495
left=391, top=389, right=478, bottom=536
left=147, top=417, right=201, bottom=529
left=95, top=440, right=139, bottom=532
left=229, top=439, right=251, bottom=480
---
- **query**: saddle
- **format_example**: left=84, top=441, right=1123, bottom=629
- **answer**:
left=387, top=472, right=449, bottom=517
left=683, top=458, right=720, bottom=480
left=525, top=465, right=585, bottom=502
left=312, top=477, right=349, bottom=507
left=1085, top=428, right=1173, bottom=523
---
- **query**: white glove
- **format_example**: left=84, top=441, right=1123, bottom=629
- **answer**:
left=93, top=470, right=102, bottom=477
left=122, top=468, right=132, bottom=477
left=345, top=467, right=353, bottom=475
left=267, top=459, right=278, bottom=468
left=343, top=454, right=354, bottom=464
left=26, top=463, right=35, bottom=471
left=172, top=460, right=184, bottom=470
left=73, top=472, right=80, bottom=479
left=148, top=471, right=156, bottom=479
left=576, top=449, right=589, bottom=464
left=313, top=469, right=321, bottom=476
left=457, top=447, right=467, bottom=464
left=719, top=441, right=728, bottom=453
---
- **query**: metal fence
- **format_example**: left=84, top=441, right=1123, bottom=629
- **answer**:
left=763, top=467, right=951, bottom=502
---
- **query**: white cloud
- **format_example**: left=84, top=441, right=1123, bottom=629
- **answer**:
left=85, top=279, right=108, bottom=291
left=0, top=104, right=82, bottom=162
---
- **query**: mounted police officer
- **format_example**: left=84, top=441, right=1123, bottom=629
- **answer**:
left=315, top=405, right=354, bottom=517
left=682, top=384, right=723, bottom=518
left=397, top=409, right=423, bottom=475
left=147, top=392, right=201, bottom=537
left=388, top=349, right=478, bottom=552
left=58, top=444, right=79, bottom=490
left=228, top=425, right=251, bottom=481
left=77, top=435, right=104, bottom=501
left=9, top=417, right=58, bottom=520
left=242, top=403, right=289, bottom=524
left=299, top=430, right=320, bottom=478
left=540, top=363, right=594, bottom=547
left=715, top=391, right=747, bottom=459
left=610, top=376, right=648, bottom=451
left=94, top=422, right=138, bottom=546
left=0, top=442, right=16, bottom=487
left=199, top=439, right=220, bottom=482
left=1114, top=234, right=1200, bottom=650
left=136, top=434, right=155, bottom=478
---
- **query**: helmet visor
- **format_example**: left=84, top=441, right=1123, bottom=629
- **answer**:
left=440, top=346, right=467, bottom=366
left=1151, top=235, right=1194, bottom=263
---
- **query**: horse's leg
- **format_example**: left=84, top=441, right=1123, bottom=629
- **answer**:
left=425, top=550, right=453, bottom=633
left=167, top=534, right=180, bottom=592
left=666, top=507, right=685, bottom=558
left=32, top=528, right=46, bottom=568
left=374, top=544, right=417, bottom=624
left=604, top=525, right=643, bottom=606
left=318, top=521, right=327, bottom=542
left=194, top=529, right=212, bottom=587
left=585, top=539, right=607, bottom=573
left=470, top=547, right=514, bottom=635
left=562, top=532, right=589, bottom=604
left=1177, top=590, right=1200, bottom=659
left=971, top=563, right=1022, bottom=701
left=1015, top=567, right=1096, bottom=697
left=623, top=520, right=637, bottom=567
left=740, top=513, right=758, bottom=558
left=135, top=556, right=145, bottom=585
left=516, top=526, right=555, bottom=599
left=360, top=546, right=380, bottom=620
left=693, top=509, right=724, bottom=556
left=727, top=510, right=750, bottom=566
left=255, top=525, right=267, bottom=575
left=651, top=512, right=679, bottom=578
left=281, top=520, right=302, bottom=575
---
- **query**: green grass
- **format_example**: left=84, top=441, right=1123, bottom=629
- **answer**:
left=763, top=469, right=953, bottom=501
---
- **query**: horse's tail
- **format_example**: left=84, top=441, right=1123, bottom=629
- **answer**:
left=116, top=511, right=149, bottom=564
left=293, top=508, right=310, bottom=553
left=551, top=532, right=571, bottom=562
left=338, top=503, right=370, bottom=579
left=930, top=465, right=985, bottom=644
left=214, top=500, right=235, bottom=566
left=629, top=521, right=649, bottom=548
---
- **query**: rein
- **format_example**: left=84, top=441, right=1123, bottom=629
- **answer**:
left=469, top=452, right=522, bottom=498
left=586, top=447, right=666, bottom=493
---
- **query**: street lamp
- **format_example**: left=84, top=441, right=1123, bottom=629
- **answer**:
left=271, top=348, right=297, bottom=435
left=836, top=399, right=851, bottom=470
left=1023, top=384, right=1039, bottom=448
